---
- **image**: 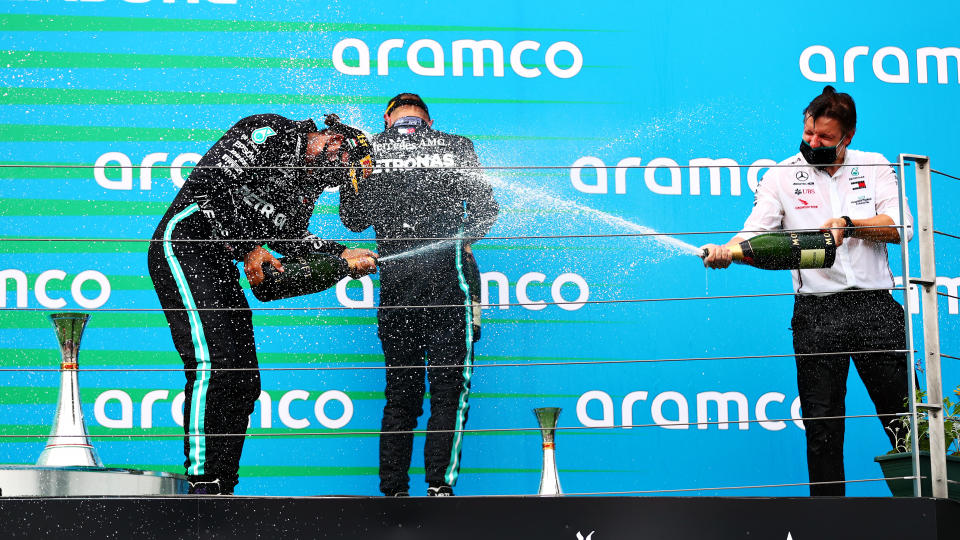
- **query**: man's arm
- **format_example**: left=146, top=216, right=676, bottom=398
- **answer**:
left=701, top=169, right=784, bottom=269
left=821, top=214, right=899, bottom=246
left=338, top=181, right=373, bottom=233
left=702, top=236, right=746, bottom=269
left=458, top=138, right=498, bottom=243
left=821, top=161, right=911, bottom=246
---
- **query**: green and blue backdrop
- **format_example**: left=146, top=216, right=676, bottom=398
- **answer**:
left=2, top=0, right=959, bottom=496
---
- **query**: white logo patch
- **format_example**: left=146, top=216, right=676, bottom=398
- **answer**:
left=251, top=126, right=277, bottom=144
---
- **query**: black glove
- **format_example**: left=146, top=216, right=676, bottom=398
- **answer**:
left=323, top=114, right=373, bottom=194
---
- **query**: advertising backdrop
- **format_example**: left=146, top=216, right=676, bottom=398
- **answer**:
left=1, top=0, right=959, bottom=496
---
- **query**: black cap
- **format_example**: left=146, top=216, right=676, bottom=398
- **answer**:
left=386, top=93, right=429, bottom=118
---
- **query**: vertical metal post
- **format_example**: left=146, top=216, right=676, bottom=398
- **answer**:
left=902, top=154, right=948, bottom=498
left=896, top=155, right=921, bottom=497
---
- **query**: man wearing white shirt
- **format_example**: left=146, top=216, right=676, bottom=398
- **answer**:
left=702, top=86, right=914, bottom=496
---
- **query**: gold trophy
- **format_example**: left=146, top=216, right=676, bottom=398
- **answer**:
left=533, top=407, right=563, bottom=495
left=36, top=312, right=102, bottom=467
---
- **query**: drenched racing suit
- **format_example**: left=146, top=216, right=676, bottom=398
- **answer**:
left=148, top=114, right=346, bottom=493
left=339, top=118, right=498, bottom=494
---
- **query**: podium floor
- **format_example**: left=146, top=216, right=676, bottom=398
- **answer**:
left=1, top=495, right=958, bottom=539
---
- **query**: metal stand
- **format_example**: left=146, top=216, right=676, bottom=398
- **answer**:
left=899, top=154, right=947, bottom=498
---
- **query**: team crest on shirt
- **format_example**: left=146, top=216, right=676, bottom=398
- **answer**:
left=251, top=126, right=277, bottom=144
left=794, top=197, right=818, bottom=210
left=848, top=167, right=866, bottom=189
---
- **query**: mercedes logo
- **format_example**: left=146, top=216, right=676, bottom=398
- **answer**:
left=796, top=171, right=809, bottom=181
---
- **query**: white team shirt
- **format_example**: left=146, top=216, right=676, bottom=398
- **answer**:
left=741, top=149, right=914, bottom=294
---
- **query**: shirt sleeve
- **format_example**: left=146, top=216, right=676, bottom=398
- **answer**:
left=268, top=233, right=346, bottom=258
left=873, top=157, right=914, bottom=242
left=739, top=170, right=785, bottom=239
left=338, top=180, right=372, bottom=233
left=457, top=138, right=499, bottom=243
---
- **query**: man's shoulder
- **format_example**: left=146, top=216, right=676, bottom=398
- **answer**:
left=778, top=152, right=805, bottom=167
left=373, top=128, right=474, bottom=151
left=845, top=149, right=890, bottom=165
left=225, top=114, right=301, bottom=141
left=760, top=153, right=806, bottom=183
left=428, top=129, right=476, bottom=153
left=231, top=113, right=292, bottom=128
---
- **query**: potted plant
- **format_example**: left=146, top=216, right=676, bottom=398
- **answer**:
left=874, top=385, right=960, bottom=500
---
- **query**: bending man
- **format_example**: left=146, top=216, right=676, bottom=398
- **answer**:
left=149, top=114, right=377, bottom=495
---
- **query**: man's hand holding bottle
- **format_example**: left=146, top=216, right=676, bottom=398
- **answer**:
left=341, top=247, right=378, bottom=278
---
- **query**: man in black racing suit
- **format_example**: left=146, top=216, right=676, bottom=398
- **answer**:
left=339, top=94, right=498, bottom=496
left=148, top=113, right=377, bottom=495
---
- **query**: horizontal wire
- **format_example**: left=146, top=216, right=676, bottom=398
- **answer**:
left=0, top=413, right=901, bottom=439
left=932, top=168, right=960, bottom=182
left=0, top=162, right=904, bottom=171
left=942, top=353, right=959, bottom=361
left=0, top=286, right=907, bottom=313
left=0, top=225, right=903, bottom=245
left=561, top=476, right=900, bottom=497
left=934, top=230, right=960, bottom=241
left=938, top=291, right=960, bottom=302
left=0, top=349, right=909, bottom=373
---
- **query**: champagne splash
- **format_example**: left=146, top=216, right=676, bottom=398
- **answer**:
left=484, top=175, right=702, bottom=256
left=375, top=214, right=499, bottom=264
left=372, top=175, right=701, bottom=264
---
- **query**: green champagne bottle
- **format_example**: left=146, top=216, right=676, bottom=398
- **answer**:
left=251, top=253, right=350, bottom=302
left=702, top=230, right=837, bottom=270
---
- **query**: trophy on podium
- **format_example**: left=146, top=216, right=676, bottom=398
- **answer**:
left=36, top=312, right=102, bottom=467
left=0, top=311, right=189, bottom=495
left=533, top=407, right=562, bottom=495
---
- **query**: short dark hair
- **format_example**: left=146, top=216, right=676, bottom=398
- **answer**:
left=386, top=93, right=429, bottom=118
left=803, top=85, right=856, bottom=134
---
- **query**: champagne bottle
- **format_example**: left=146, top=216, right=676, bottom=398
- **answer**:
left=251, top=253, right=350, bottom=302
left=702, top=230, right=837, bottom=270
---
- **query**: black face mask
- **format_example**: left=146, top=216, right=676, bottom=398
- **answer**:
left=799, top=136, right=845, bottom=166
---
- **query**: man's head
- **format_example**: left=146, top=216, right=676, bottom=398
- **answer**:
left=799, top=85, right=856, bottom=166
left=384, top=93, right=432, bottom=129
left=304, top=114, right=373, bottom=192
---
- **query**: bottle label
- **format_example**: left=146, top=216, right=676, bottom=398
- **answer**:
left=799, top=249, right=826, bottom=268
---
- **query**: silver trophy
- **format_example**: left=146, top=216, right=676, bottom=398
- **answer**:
left=533, top=407, right=562, bottom=495
left=36, top=312, right=102, bottom=467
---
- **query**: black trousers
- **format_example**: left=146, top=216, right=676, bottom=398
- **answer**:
left=377, top=304, right=474, bottom=495
left=148, top=225, right=260, bottom=492
left=791, top=289, right=909, bottom=496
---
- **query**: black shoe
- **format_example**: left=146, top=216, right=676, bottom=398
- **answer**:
left=389, top=491, right=409, bottom=497
left=427, top=485, right=454, bottom=497
left=188, top=480, right=224, bottom=495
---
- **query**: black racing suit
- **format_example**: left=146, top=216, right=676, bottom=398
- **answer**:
left=339, top=119, right=498, bottom=494
left=148, top=114, right=345, bottom=492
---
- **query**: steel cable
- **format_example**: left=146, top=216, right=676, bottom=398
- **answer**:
left=0, top=412, right=905, bottom=439
left=0, top=224, right=904, bottom=245
left=0, top=349, right=910, bottom=373
left=932, top=169, right=960, bottom=182
left=0, top=162, right=906, bottom=171
left=557, top=476, right=917, bottom=496
left=0, top=286, right=907, bottom=313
